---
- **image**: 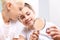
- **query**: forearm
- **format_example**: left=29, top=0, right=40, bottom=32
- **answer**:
left=13, top=38, right=18, bottom=40
left=18, top=35, right=26, bottom=40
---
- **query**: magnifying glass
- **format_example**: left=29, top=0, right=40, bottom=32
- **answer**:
left=33, top=18, right=45, bottom=30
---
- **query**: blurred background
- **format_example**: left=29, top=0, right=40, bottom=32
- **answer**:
left=0, top=0, right=2, bottom=12
left=0, top=0, right=60, bottom=26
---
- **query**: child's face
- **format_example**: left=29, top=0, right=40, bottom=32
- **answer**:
left=8, top=2, right=24, bottom=21
left=19, top=7, right=35, bottom=27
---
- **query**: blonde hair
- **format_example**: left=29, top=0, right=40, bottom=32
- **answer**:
left=1, top=0, right=24, bottom=10
left=1, top=0, right=24, bottom=5
left=1, top=0, right=14, bottom=7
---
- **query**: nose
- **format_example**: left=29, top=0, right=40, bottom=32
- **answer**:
left=24, top=15, right=29, bottom=21
left=25, top=15, right=29, bottom=19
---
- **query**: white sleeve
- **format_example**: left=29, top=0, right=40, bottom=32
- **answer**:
left=13, top=27, right=26, bottom=38
left=13, top=29, right=20, bottom=38
left=13, top=30, right=26, bottom=38
left=19, top=28, right=27, bottom=39
left=13, top=21, right=25, bottom=38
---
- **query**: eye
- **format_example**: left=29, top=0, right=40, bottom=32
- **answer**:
left=20, top=15, right=25, bottom=20
left=26, top=12, right=30, bottom=16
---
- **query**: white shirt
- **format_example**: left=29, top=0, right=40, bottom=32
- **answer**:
left=0, top=13, right=24, bottom=40
left=23, top=19, right=60, bottom=40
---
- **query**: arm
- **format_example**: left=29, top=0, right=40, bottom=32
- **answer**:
left=13, top=38, right=18, bottom=40
left=18, top=35, right=26, bottom=40
left=13, top=35, right=25, bottom=40
left=30, top=30, right=39, bottom=40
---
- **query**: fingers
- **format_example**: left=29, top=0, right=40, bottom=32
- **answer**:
left=46, top=26, right=58, bottom=34
left=50, top=32, right=58, bottom=37
left=46, top=28, right=58, bottom=34
left=33, top=30, right=39, bottom=35
left=30, top=34, right=38, bottom=40
left=30, top=30, right=39, bottom=40
left=52, top=35, right=60, bottom=39
left=46, top=26, right=60, bottom=40
left=50, top=26, right=57, bottom=29
left=19, top=35, right=25, bottom=40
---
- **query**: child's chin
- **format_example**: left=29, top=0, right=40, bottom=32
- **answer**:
left=25, top=22, right=33, bottom=26
left=28, top=23, right=33, bottom=26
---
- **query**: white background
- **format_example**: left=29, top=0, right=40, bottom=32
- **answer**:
left=49, top=0, right=60, bottom=26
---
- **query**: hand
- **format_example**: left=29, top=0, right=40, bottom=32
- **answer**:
left=18, top=35, right=25, bottom=40
left=30, top=30, right=39, bottom=40
left=46, top=26, right=60, bottom=40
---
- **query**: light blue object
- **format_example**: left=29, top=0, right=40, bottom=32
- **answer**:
left=0, top=0, right=2, bottom=12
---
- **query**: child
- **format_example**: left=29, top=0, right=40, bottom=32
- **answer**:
left=18, top=3, right=60, bottom=40
left=0, top=0, right=24, bottom=40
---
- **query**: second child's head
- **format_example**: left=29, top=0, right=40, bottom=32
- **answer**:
left=2, top=0, right=24, bottom=21
left=19, top=3, right=35, bottom=28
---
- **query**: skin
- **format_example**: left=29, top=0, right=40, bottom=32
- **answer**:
left=18, top=35, right=25, bottom=40
left=2, top=0, right=25, bottom=40
left=2, top=0, right=24, bottom=24
left=19, top=6, right=39, bottom=40
left=18, top=3, right=60, bottom=40
left=19, top=7, right=35, bottom=29
left=46, top=26, right=60, bottom=40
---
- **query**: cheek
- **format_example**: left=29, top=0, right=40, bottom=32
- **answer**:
left=12, top=8, right=19, bottom=14
left=11, top=13, right=17, bottom=17
left=10, top=11, right=17, bottom=16
left=31, top=12, right=35, bottom=18
left=30, top=15, right=35, bottom=19
left=20, top=20, right=25, bottom=24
